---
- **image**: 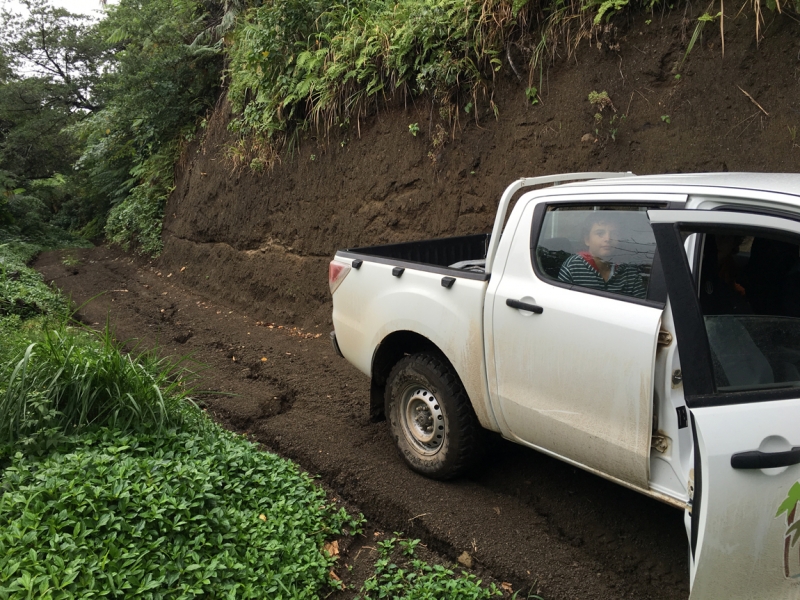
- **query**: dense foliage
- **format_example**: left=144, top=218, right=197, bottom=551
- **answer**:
left=0, top=240, right=362, bottom=599
left=0, top=427, right=359, bottom=599
left=227, top=0, right=516, bottom=146
left=0, top=0, right=222, bottom=254
left=82, top=0, right=222, bottom=253
left=0, top=242, right=68, bottom=321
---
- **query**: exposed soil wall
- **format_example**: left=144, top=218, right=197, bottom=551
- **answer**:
left=160, top=9, right=800, bottom=326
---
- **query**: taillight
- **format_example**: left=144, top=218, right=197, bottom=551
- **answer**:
left=329, top=260, right=351, bottom=294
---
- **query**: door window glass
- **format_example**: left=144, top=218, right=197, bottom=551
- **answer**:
left=535, top=205, right=657, bottom=300
left=688, top=226, right=800, bottom=392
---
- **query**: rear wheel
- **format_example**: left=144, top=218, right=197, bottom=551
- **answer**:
left=385, top=352, right=483, bottom=479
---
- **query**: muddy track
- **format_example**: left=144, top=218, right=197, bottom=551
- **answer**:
left=36, top=245, right=689, bottom=600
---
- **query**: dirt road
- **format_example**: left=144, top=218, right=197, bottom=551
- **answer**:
left=35, top=245, right=689, bottom=599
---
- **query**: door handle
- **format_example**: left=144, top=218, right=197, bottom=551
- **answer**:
left=506, top=298, right=543, bottom=314
left=731, top=447, right=800, bottom=469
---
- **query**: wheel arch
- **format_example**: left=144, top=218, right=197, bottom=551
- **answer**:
left=370, top=330, right=456, bottom=422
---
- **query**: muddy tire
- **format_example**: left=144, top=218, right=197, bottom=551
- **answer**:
left=385, top=352, right=483, bottom=479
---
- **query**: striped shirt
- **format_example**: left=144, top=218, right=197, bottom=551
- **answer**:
left=558, top=252, right=647, bottom=299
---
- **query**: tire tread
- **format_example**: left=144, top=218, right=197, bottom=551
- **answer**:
left=385, top=352, right=484, bottom=479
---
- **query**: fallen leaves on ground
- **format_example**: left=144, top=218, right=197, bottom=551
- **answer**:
left=324, top=540, right=339, bottom=557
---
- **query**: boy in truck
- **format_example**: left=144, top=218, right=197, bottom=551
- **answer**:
left=557, top=211, right=647, bottom=299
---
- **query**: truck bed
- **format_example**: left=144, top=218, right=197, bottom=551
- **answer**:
left=337, top=233, right=491, bottom=279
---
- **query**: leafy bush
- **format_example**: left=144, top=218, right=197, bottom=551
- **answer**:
left=71, top=0, right=222, bottom=255
left=104, top=181, right=169, bottom=255
left=355, top=535, right=501, bottom=599
left=0, top=242, right=68, bottom=320
left=0, top=426, right=361, bottom=599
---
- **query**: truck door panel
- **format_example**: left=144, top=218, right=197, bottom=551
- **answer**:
left=487, top=197, right=671, bottom=489
left=651, top=209, right=800, bottom=599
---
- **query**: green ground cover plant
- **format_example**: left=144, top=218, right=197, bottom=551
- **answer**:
left=0, top=239, right=363, bottom=598
left=0, top=426, right=363, bottom=599
left=355, top=535, right=502, bottom=599
left=0, top=242, right=69, bottom=321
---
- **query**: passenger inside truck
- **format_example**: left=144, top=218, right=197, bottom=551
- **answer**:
left=535, top=205, right=655, bottom=301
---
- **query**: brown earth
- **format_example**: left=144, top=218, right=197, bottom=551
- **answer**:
left=35, top=7, right=800, bottom=599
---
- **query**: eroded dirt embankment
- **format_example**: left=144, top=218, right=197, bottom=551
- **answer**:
left=161, top=10, right=800, bottom=329
left=36, top=246, right=688, bottom=599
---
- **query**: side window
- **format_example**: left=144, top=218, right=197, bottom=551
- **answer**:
left=688, top=226, right=800, bottom=393
left=535, top=204, right=657, bottom=301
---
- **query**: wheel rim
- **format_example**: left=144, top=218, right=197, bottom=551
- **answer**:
left=399, top=384, right=445, bottom=455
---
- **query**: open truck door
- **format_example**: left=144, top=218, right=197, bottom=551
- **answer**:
left=651, top=208, right=800, bottom=599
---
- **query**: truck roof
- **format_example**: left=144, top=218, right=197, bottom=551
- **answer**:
left=566, top=172, right=800, bottom=198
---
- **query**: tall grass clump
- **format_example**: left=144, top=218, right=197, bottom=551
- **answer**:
left=0, top=239, right=203, bottom=453
left=0, top=322, right=203, bottom=452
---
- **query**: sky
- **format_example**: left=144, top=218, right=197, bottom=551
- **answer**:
left=2, top=0, right=110, bottom=19
left=51, top=0, right=106, bottom=16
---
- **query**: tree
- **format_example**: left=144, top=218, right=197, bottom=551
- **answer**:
left=0, top=0, right=108, bottom=113
left=0, top=0, right=110, bottom=236
left=0, top=0, right=222, bottom=248
left=83, top=0, right=222, bottom=252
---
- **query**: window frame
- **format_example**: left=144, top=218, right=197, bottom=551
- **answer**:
left=528, top=198, right=677, bottom=309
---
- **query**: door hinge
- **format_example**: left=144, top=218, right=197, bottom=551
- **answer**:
left=651, top=433, right=670, bottom=454
left=658, top=329, right=673, bottom=347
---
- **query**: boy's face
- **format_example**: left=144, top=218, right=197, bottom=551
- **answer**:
left=585, top=221, right=619, bottom=261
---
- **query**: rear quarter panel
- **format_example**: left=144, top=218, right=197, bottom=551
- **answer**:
left=331, top=257, right=498, bottom=431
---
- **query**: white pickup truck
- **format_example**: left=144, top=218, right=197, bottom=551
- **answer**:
left=329, top=172, right=800, bottom=598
